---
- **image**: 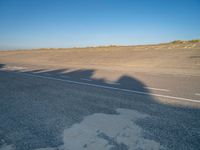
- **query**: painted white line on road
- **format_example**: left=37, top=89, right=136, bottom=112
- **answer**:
left=3, top=66, right=26, bottom=71
left=81, top=78, right=92, bottom=81
left=144, top=87, right=170, bottom=92
left=15, top=72, right=200, bottom=103
left=195, top=93, right=200, bottom=96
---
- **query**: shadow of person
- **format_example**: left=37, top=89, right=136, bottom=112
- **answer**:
left=21, top=68, right=95, bottom=80
left=64, top=69, right=94, bottom=79
left=0, top=64, right=5, bottom=69
left=117, top=75, right=148, bottom=92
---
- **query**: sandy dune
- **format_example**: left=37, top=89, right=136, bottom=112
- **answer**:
left=0, top=41, right=200, bottom=75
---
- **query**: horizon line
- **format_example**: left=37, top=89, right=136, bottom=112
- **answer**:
left=1, top=39, right=200, bottom=51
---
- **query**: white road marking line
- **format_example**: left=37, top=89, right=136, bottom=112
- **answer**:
left=11, top=72, right=200, bottom=103
left=4, top=66, right=25, bottom=70
left=144, top=87, right=170, bottom=92
left=195, top=93, right=200, bottom=96
left=81, top=78, right=92, bottom=81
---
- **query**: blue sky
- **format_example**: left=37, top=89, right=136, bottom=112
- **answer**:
left=0, top=0, right=200, bottom=50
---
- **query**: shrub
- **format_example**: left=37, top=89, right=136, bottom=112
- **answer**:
left=171, top=40, right=185, bottom=44
left=188, top=39, right=200, bottom=43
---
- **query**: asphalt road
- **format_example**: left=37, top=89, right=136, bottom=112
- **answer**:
left=0, top=66, right=200, bottom=150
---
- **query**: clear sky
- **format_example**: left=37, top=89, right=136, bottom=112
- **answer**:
left=0, top=0, right=200, bottom=50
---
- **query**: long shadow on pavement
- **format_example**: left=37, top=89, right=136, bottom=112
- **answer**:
left=0, top=64, right=200, bottom=150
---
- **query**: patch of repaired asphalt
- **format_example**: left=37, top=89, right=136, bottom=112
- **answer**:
left=18, top=108, right=165, bottom=150
left=0, top=108, right=165, bottom=150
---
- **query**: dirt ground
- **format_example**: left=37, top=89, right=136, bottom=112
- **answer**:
left=0, top=41, right=200, bottom=76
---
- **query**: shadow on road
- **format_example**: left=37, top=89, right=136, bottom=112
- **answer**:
left=0, top=64, right=5, bottom=68
left=0, top=64, right=200, bottom=150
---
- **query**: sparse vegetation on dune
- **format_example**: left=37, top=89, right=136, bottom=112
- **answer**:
left=171, top=40, right=185, bottom=44
left=188, top=39, right=200, bottom=43
left=171, top=39, right=200, bottom=44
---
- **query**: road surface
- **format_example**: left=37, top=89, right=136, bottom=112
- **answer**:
left=0, top=65, right=200, bottom=150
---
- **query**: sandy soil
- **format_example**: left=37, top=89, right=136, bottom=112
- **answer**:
left=0, top=41, right=200, bottom=75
